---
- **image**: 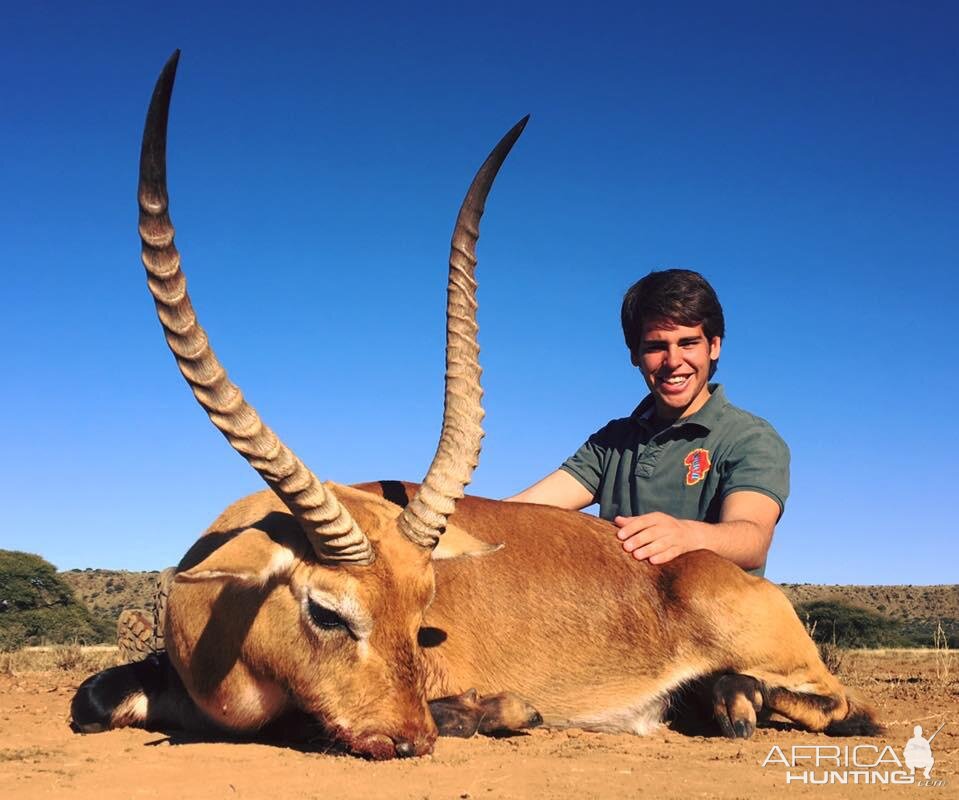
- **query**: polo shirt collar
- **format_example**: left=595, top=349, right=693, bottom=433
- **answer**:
left=630, top=383, right=729, bottom=433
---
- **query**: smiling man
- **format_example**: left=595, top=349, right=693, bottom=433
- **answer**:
left=506, top=269, right=789, bottom=576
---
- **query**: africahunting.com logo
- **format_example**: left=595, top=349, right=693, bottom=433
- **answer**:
left=760, top=723, right=946, bottom=787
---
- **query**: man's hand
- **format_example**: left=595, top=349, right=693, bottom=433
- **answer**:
left=614, top=491, right=781, bottom=570
left=614, top=512, right=704, bottom=564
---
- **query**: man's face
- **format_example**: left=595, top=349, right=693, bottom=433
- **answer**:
left=632, top=320, right=721, bottom=419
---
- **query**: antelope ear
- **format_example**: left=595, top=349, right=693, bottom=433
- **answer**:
left=431, top=523, right=503, bottom=561
left=175, top=528, right=298, bottom=586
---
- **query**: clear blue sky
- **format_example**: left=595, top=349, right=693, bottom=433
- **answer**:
left=2, top=2, right=956, bottom=584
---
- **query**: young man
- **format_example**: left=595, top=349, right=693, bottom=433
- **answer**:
left=506, top=269, right=788, bottom=576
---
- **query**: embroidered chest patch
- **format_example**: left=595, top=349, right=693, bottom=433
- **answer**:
left=683, top=448, right=712, bottom=486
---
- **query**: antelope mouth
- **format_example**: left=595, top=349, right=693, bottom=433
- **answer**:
left=320, top=723, right=435, bottom=760
left=295, top=715, right=435, bottom=760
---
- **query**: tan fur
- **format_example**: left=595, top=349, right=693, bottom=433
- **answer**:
left=145, top=480, right=877, bottom=756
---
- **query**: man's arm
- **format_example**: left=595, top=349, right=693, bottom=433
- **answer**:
left=504, top=469, right=595, bottom=511
left=614, top=490, right=780, bottom=570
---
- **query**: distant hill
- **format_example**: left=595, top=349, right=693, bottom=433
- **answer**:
left=779, top=583, right=959, bottom=622
left=4, top=551, right=957, bottom=650
left=59, top=568, right=162, bottom=630
left=780, top=583, right=958, bottom=649
left=60, top=567, right=959, bottom=649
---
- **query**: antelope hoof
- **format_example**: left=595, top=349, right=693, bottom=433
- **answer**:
left=429, top=689, right=482, bottom=737
left=429, top=689, right=542, bottom=738
left=476, top=692, right=543, bottom=734
left=712, top=673, right=764, bottom=739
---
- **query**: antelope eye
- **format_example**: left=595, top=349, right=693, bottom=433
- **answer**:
left=307, top=598, right=349, bottom=633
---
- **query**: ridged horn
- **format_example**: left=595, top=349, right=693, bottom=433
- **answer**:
left=138, top=51, right=374, bottom=566
left=398, top=116, right=529, bottom=549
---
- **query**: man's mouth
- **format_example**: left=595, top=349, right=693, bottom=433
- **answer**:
left=658, top=374, right=692, bottom=392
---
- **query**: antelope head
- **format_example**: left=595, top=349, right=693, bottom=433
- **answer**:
left=137, top=51, right=526, bottom=758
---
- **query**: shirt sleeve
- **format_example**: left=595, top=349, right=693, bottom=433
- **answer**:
left=719, top=422, right=791, bottom=516
left=559, top=420, right=621, bottom=499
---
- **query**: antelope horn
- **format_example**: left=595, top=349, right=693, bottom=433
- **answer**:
left=138, top=51, right=374, bottom=566
left=398, top=117, right=529, bottom=549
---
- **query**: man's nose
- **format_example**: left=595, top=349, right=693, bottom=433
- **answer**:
left=665, top=345, right=684, bottom=369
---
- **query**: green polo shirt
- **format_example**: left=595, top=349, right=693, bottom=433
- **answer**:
left=560, top=384, right=789, bottom=576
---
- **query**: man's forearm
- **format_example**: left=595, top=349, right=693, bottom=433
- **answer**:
left=615, top=503, right=777, bottom=570
left=683, top=518, right=772, bottom=571
left=504, top=469, right=595, bottom=511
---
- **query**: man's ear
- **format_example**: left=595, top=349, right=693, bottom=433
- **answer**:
left=176, top=528, right=298, bottom=586
left=709, top=336, right=722, bottom=361
left=432, top=523, right=503, bottom=561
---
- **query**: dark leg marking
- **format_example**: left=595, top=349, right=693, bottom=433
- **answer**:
left=71, top=653, right=168, bottom=733
left=71, top=652, right=209, bottom=735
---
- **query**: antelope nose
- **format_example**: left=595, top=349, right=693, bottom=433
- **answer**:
left=394, top=734, right=434, bottom=758
left=394, top=739, right=416, bottom=758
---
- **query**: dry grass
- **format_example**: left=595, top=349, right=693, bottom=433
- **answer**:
left=818, top=641, right=845, bottom=674
left=803, top=614, right=845, bottom=674
left=933, top=619, right=953, bottom=682
left=0, top=644, right=119, bottom=676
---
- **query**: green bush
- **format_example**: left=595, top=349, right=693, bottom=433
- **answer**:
left=795, top=600, right=958, bottom=649
left=0, top=550, right=113, bottom=650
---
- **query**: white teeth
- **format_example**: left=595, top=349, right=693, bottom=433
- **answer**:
left=665, top=376, right=689, bottom=385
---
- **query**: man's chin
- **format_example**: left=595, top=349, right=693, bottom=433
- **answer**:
left=654, top=388, right=692, bottom=408
left=651, top=385, right=705, bottom=417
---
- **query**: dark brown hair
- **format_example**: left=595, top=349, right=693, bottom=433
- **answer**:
left=621, top=269, right=725, bottom=375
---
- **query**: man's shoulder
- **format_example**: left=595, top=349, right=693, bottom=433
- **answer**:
left=705, top=391, right=790, bottom=507
left=710, top=397, right=790, bottom=466
left=587, top=413, right=639, bottom=445
left=588, top=394, right=656, bottom=440
left=714, top=395, right=785, bottom=442
left=562, top=413, right=639, bottom=481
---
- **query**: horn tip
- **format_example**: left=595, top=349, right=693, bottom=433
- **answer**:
left=508, top=115, right=530, bottom=140
left=160, top=49, right=182, bottom=81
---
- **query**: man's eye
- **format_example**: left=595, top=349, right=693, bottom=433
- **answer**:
left=308, top=599, right=350, bottom=632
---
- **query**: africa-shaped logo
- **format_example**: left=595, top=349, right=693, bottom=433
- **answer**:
left=683, top=448, right=711, bottom=486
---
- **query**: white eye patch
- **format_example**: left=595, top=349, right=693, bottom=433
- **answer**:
left=298, top=586, right=373, bottom=641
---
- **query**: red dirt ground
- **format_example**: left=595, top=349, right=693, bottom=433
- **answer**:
left=0, top=650, right=955, bottom=799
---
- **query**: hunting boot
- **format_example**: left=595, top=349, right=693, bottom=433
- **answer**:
left=116, top=567, right=174, bottom=663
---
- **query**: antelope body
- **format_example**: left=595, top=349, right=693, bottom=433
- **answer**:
left=71, top=53, right=881, bottom=759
